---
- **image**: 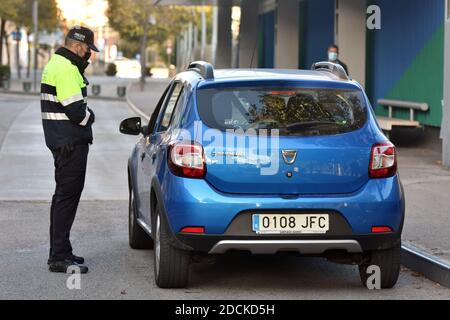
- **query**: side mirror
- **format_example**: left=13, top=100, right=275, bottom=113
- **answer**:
left=141, top=125, right=150, bottom=136
left=120, top=117, right=142, bottom=135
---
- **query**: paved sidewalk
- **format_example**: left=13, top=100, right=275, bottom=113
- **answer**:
left=1, top=75, right=136, bottom=100
left=127, top=84, right=450, bottom=263
left=397, top=147, right=450, bottom=261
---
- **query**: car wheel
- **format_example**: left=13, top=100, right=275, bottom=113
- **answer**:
left=153, top=205, right=190, bottom=288
left=128, top=184, right=153, bottom=249
left=358, top=242, right=401, bottom=289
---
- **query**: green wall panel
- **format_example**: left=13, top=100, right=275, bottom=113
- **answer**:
left=376, top=25, right=444, bottom=127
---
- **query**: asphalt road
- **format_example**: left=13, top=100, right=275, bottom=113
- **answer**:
left=0, top=93, right=449, bottom=300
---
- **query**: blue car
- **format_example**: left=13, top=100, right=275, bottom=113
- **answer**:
left=120, top=61, right=404, bottom=289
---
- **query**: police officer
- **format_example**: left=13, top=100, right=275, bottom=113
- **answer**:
left=327, top=44, right=349, bottom=75
left=41, top=26, right=99, bottom=273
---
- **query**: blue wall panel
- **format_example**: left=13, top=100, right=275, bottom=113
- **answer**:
left=258, top=11, right=275, bottom=68
left=367, top=0, right=445, bottom=110
left=302, top=0, right=335, bottom=68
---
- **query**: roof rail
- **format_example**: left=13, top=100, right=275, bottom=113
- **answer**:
left=311, top=61, right=349, bottom=80
left=187, top=61, right=214, bottom=80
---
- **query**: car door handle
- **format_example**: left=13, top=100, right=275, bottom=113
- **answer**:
left=140, top=152, right=146, bottom=161
left=151, top=153, right=157, bottom=161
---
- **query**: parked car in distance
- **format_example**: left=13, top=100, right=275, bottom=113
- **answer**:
left=113, top=57, right=141, bottom=79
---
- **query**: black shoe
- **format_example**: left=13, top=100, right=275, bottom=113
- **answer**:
left=48, top=259, right=89, bottom=274
left=48, top=254, right=84, bottom=265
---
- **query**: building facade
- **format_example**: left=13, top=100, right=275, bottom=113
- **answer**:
left=157, top=0, right=450, bottom=164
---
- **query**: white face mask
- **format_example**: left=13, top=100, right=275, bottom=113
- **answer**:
left=328, top=52, right=338, bottom=62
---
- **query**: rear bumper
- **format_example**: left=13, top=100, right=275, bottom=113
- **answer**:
left=208, top=240, right=362, bottom=254
left=175, top=233, right=401, bottom=254
left=161, top=173, right=405, bottom=234
left=158, top=172, right=404, bottom=253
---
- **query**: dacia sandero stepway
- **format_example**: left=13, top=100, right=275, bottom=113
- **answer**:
left=120, top=61, right=404, bottom=289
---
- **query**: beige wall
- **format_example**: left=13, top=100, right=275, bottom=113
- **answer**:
left=274, top=0, right=299, bottom=69
left=335, top=0, right=366, bottom=86
left=238, top=0, right=259, bottom=68
left=215, top=4, right=232, bottom=68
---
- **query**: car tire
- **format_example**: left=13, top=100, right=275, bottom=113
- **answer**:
left=153, top=205, right=190, bottom=288
left=128, top=183, right=154, bottom=249
left=358, top=242, right=401, bottom=289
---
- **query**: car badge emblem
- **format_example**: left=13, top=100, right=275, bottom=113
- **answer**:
left=282, top=150, right=297, bottom=165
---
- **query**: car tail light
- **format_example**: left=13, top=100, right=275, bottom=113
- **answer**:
left=369, top=142, right=397, bottom=178
left=168, top=141, right=206, bottom=179
left=371, top=226, right=393, bottom=233
left=180, top=226, right=205, bottom=234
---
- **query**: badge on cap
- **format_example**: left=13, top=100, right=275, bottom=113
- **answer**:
left=73, top=33, right=86, bottom=41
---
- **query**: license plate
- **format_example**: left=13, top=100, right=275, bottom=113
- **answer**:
left=252, top=214, right=329, bottom=234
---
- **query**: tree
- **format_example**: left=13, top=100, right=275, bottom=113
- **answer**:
left=17, top=0, right=60, bottom=78
left=117, top=37, right=141, bottom=59
left=0, top=0, right=20, bottom=67
left=107, top=0, right=193, bottom=88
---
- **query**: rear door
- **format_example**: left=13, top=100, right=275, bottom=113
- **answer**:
left=141, top=82, right=185, bottom=223
left=135, top=83, right=171, bottom=223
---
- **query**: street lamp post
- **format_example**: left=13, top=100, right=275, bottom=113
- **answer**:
left=14, top=27, right=21, bottom=80
left=139, top=23, right=148, bottom=91
left=139, top=15, right=156, bottom=91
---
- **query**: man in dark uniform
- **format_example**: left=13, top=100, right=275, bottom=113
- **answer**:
left=41, top=26, right=99, bottom=273
left=328, top=44, right=349, bottom=75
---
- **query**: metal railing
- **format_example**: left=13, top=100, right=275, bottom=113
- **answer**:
left=377, top=99, right=429, bottom=121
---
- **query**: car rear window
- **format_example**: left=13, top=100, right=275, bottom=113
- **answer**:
left=196, top=87, right=367, bottom=136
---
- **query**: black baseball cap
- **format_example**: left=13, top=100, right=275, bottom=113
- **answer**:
left=67, top=26, right=99, bottom=52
